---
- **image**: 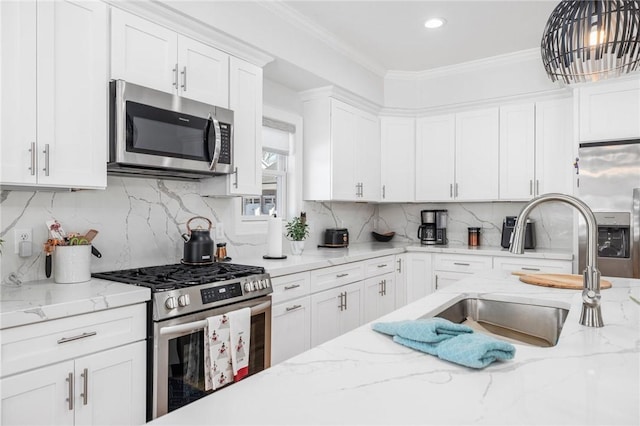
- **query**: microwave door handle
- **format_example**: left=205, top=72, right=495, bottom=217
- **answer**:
left=207, top=114, right=222, bottom=171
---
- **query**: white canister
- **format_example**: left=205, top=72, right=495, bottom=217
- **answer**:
left=53, top=245, right=92, bottom=284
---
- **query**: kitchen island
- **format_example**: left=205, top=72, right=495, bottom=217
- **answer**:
left=149, top=271, right=639, bottom=426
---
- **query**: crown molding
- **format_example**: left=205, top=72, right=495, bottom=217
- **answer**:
left=299, top=86, right=382, bottom=115
left=385, top=48, right=541, bottom=81
left=258, top=1, right=387, bottom=78
left=107, top=0, right=274, bottom=67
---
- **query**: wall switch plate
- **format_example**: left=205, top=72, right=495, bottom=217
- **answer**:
left=14, top=228, right=33, bottom=256
left=215, top=222, right=224, bottom=240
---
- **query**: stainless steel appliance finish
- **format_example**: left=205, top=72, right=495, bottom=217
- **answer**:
left=109, top=80, right=234, bottom=180
left=577, top=140, right=640, bottom=278
left=418, top=209, right=448, bottom=245
left=92, top=262, right=272, bottom=419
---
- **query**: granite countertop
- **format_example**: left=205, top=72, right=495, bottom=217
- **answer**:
left=0, top=278, right=150, bottom=329
left=236, top=241, right=572, bottom=277
left=149, top=272, right=639, bottom=426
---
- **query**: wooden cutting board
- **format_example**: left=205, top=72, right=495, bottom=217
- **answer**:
left=512, top=272, right=612, bottom=289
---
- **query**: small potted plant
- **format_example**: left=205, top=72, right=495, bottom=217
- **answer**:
left=285, top=212, right=309, bottom=255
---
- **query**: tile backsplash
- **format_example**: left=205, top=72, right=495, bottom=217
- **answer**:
left=0, top=176, right=572, bottom=284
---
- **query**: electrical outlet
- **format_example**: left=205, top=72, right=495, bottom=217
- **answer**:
left=216, top=222, right=224, bottom=240
left=14, top=228, right=32, bottom=254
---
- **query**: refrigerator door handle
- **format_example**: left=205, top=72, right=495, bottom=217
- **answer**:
left=633, top=188, right=640, bottom=279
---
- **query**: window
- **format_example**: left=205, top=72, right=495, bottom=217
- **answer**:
left=242, top=125, right=291, bottom=219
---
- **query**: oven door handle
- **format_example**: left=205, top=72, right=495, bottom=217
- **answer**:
left=159, top=301, right=271, bottom=336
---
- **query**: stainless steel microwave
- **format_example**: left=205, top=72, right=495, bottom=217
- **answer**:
left=108, top=80, right=233, bottom=180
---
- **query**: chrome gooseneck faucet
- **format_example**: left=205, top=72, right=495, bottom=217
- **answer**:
left=509, top=193, right=604, bottom=327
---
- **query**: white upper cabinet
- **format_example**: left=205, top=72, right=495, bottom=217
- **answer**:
left=111, top=8, right=229, bottom=107
left=415, top=114, right=456, bottom=201
left=455, top=107, right=500, bottom=200
left=535, top=98, right=573, bottom=195
left=578, top=78, right=640, bottom=142
left=1, top=0, right=108, bottom=190
left=416, top=108, right=498, bottom=202
left=380, top=117, right=415, bottom=202
left=499, top=103, right=536, bottom=200
left=303, top=98, right=380, bottom=202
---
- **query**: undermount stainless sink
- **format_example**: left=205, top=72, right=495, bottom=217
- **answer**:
left=425, top=298, right=569, bottom=347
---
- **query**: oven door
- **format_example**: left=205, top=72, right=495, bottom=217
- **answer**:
left=152, top=296, right=271, bottom=419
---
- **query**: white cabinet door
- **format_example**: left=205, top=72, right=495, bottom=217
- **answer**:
left=110, top=7, right=177, bottom=94
left=499, top=103, right=535, bottom=200
left=380, top=117, right=415, bottom=202
left=1, top=361, right=75, bottom=426
left=404, top=252, right=433, bottom=303
left=433, top=271, right=470, bottom=290
left=1, top=0, right=37, bottom=186
left=177, top=35, right=229, bottom=107
left=271, top=297, right=311, bottom=365
left=357, top=112, right=381, bottom=202
left=578, top=78, right=640, bottom=142
left=310, top=281, right=363, bottom=347
left=394, top=254, right=407, bottom=309
left=415, top=114, right=455, bottom=201
left=535, top=98, right=574, bottom=196
left=455, top=108, right=499, bottom=200
left=74, top=342, right=146, bottom=426
left=1, top=0, right=107, bottom=190
left=331, top=100, right=359, bottom=200
left=363, top=273, right=396, bottom=323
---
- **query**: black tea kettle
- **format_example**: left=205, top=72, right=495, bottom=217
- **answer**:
left=181, top=216, right=215, bottom=265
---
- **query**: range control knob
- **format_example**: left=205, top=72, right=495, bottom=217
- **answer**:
left=178, top=294, right=190, bottom=307
left=165, top=297, right=178, bottom=310
left=244, top=282, right=252, bottom=292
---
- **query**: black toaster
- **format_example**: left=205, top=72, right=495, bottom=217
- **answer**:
left=323, top=228, right=349, bottom=247
left=501, top=216, right=536, bottom=249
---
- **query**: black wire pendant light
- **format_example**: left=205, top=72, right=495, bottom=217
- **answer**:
left=541, top=0, right=640, bottom=84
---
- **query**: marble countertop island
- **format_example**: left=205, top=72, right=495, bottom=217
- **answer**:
left=150, top=271, right=639, bottom=426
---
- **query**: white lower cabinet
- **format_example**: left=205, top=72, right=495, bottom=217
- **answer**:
left=394, top=254, right=407, bottom=309
left=363, top=273, right=396, bottom=323
left=310, top=281, right=364, bottom=347
left=405, top=252, right=433, bottom=303
left=0, top=305, right=147, bottom=426
left=432, top=253, right=493, bottom=291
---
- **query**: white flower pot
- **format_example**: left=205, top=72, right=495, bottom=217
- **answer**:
left=290, top=240, right=305, bottom=255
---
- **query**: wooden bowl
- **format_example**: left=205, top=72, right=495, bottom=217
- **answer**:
left=372, top=231, right=395, bottom=242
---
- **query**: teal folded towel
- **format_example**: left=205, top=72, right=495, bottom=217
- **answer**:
left=436, top=333, right=516, bottom=369
left=392, top=335, right=439, bottom=355
left=372, top=318, right=473, bottom=343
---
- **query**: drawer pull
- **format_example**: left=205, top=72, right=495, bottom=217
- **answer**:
left=285, top=304, right=302, bottom=312
left=284, top=284, right=301, bottom=290
left=521, top=267, right=541, bottom=271
left=336, top=273, right=349, bottom=278
left=57, top=331, right=97, bottom=344
left=453, top=262, right=470, bottom=266
left=377, top=264, right=388, bottom=268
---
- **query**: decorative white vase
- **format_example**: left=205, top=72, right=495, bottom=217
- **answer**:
left=290, top=240, right=305, bottom=255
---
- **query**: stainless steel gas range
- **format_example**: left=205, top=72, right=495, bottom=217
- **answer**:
left=93, top=262, right=272, bottom=420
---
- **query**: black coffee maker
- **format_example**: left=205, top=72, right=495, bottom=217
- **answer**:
left=418, top=209, right=448, bottom=245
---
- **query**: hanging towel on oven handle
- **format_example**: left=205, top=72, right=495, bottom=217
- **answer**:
left=229, top=307, right=251, bottom=382
left=204, top=313, right=233, bottom=391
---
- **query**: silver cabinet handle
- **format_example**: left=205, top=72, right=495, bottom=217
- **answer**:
left=233, top=167, right=239, bottom=188
left=382, top=184, right=386, bottom=199
left=344, top=291, right=347, bottom=310
left=455, top=183, right=459, bottom=198
left=450, top=183, right=453, bottom=198
left=66, top=372, right=74, bottom=411
left=172, top=63, right=178, bottom=88
left=536, top=180, right=540, bottom=196
left=453, top=262, right=470, bottom=266
left=435, top=274, right=439, bottom=290
left=57, top=331, right=97, bottom=344
left=285, top=304, right=302, bottom=312
left=284, top=284, right=301, bottom=290
left=42, top=144, right=50, bottom=176
left=181, top=66, right=187, bottom=91
left=521, top=267, right=541, bottom=271
left=337, top=292, right=344, bottom=311
left=29, top=142, right=36, bottom=175
left=529, top=180, right=533, bottom=196
left=336, top=273, right=349, bottom=278
left=379, top=280, right=384, bottom=296
left=377, top=264, right=388, bottom=268
left=80, top=368, right=88, bottom=405
left=397, top=258, right=402, bottom=273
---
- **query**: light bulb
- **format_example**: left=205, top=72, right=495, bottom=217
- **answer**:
left=424, top=18, right=446, bottom=29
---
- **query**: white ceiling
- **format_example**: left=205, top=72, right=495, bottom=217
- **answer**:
left=278, top=0, right=560, bottom=73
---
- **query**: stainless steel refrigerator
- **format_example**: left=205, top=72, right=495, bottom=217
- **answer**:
left=577, top=139, right=640, bottom=278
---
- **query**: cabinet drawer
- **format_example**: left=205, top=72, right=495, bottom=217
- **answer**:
left=0, top=304, right=147, bottom=378
left=271, top=272, right=311, bottom=305
left=433, top=254, right=493, bottom=273
left=364, top=255, right=396, bottom=277
left=493, top=257, right=572, bottom=274
left=310, top=263, right=364, bottom=293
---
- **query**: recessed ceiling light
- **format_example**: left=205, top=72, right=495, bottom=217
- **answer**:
left=424, top=18, right=446, bottom=29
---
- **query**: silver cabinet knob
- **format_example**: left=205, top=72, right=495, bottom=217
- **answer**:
left=165, top=297, right=177, bottom=310
left=178, top=294, right=190, bottom=307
